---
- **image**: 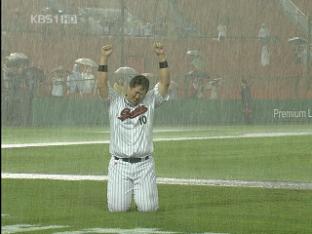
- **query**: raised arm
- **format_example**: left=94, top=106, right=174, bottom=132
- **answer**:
left=153, top=42, right=170, bottom=97
left=97, top=44, right=113, bottom=99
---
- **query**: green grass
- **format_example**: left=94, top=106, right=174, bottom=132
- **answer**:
left=156, top=136, right=312, bottom=182
left=2, top=124, right=312, bottom=144
left=2, top=136, right=312, bottom=182
left=1, top=127, right=110, bottom=144
left=2, top=179, right=312, bottom=234
left=2, top=125, right=312, bottom=233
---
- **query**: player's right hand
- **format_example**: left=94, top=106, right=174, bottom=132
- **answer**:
left=101, top=44, right=113, bottom=57
left=153, top=42, right=165, bottom=56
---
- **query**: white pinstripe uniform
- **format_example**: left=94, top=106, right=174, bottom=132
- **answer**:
left=107, top=83, right=169, bottom=212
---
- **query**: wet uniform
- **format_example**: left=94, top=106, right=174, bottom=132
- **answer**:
left=107, top=83, right=168, bottom=212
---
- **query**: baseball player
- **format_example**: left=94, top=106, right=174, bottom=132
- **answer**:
left=97, top=42, right=170, bottom=212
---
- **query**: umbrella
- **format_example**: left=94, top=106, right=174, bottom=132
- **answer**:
left=114, top=66, right=138, bottom=84
left=114, top=66, right=138, bottom=75
left=7, top=52, right=29, bottom=60
left=75, top=58, right=98, bottom=67
left=208, top=77, right=223, bottom=85
left=141, top=73, right=154, bottom=79
left=186, top=50, right=200, bottom=57
left=186, top=70, right=209, bottom=79
left=5, top=52, right=29, bottom=67
left=288, top=37, right=307, bottom=45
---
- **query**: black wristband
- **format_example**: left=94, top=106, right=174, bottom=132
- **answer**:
left=98, top=65, right=108, bottom=72
left=159, top=61, right=168, bottom=69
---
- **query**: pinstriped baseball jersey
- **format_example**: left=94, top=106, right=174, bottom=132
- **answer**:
left=109, top=83, right=168, bottom=158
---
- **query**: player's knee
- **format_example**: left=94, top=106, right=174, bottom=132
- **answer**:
left=108, top=204, right=130, bottom=212
left=137, top=202, right=159, bottom=212
left=107, top=200, right=131, bottom=212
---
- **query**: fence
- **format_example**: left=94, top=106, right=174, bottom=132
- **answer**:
left=28, top=97, right=312, bottom=126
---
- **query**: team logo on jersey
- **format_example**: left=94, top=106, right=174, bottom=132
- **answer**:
left=118, top=105, right=148, bottom=121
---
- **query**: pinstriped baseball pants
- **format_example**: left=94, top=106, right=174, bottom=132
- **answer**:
left=107, top=156, right=159, bottom=212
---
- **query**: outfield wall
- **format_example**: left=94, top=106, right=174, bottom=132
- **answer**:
left=30, top=98, right=312, bottom=126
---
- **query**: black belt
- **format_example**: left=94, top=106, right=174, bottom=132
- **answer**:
left=114, top=156, right=149, bottom=163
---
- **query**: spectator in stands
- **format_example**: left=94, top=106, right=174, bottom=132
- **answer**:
left=67, top=64, right=82, bottom=97
left=25, top=66, right=45, bottom=97
left=258, top=23, right=270, bottom=44
left=240, top=79, right=253, bottom=124
left=80, top=65, right=97, bottom=97
left=288, top=37, right=312, bottom=65
left=2, top=52, right=34, bottom=126
left=260, top=45, right=270, bottom=66
left=49, top=66, right=67, bottom=98
left=186, top=49, right=209, bottom=98
left=217, top=23, right=227, bottom=41
left=207, top=78, right=223, bottom=100
left=258, top=23, right=271, bottom=66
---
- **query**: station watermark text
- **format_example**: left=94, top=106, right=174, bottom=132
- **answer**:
left=30, top=14, right=77, bottom=24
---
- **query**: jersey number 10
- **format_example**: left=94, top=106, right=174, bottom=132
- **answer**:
left=139, top=115, right=147, bottom=125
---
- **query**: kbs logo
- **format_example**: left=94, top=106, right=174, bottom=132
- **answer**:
left=30, top=14, right=77, bottom=24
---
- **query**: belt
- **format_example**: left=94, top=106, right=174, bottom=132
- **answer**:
left=114, top=156, right=149, bottom=163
